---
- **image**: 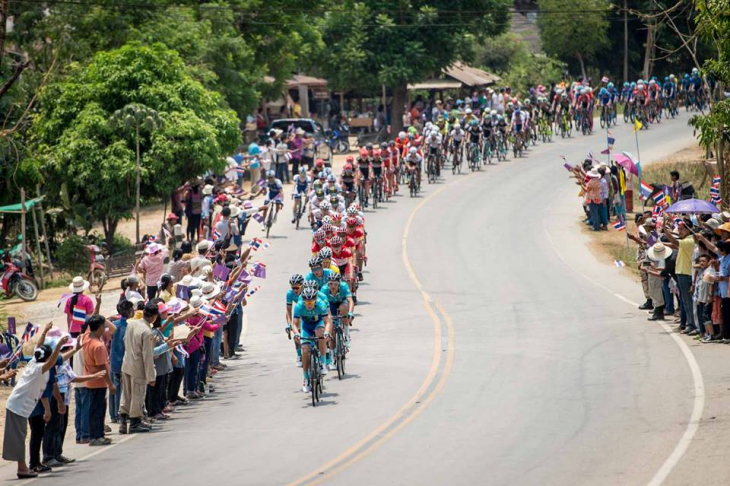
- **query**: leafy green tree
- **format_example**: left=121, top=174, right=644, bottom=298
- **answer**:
left=320, top=0, right=511, bottom=134
left=537, top=0, right=610, bottom=79
left=29, top=43, right=240, bottom=250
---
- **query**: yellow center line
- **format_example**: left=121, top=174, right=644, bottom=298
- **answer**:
left=289, top=174, right=468, bottom=486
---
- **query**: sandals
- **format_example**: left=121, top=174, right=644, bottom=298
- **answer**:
left=17, top=471, right=39, bottom=479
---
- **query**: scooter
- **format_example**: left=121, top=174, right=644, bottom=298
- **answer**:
left=0, top=251, right=38, bottom=301
left=326, top=123, right=350, bottom=154
left=86, top=244, right=107, bottom=290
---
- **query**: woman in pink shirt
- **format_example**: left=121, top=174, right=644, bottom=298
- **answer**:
left=137, top=243, right=168, bottom=301
left=65, top=277, right=99, bottom=337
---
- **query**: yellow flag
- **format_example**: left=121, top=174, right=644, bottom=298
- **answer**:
left=633, top=118, right=642, bottom=133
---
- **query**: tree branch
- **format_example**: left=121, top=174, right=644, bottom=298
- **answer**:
left=0, top=60, right=30, bottom=101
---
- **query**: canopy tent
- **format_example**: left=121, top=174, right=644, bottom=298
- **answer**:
left=0, top=196, right=45, bottom=214
left=409, top=61, right=500, bottom=91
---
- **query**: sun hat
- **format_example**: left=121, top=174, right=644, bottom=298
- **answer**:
left=587, top=169, right=600, bottom=178
left=705, top=218, right=721, bottom=230
left=189, top=295, right=207, bottom=308
left=202, top=184, right=214, bottom=196
left=196, top=240, right=211, bottom=252
left=166, top=213, right=179, bottom=221
left=166, top=297, right=189, bottom=315
left=648, top=242, right=673, bottom=261
left=68, top=276, right=90, bottom=293
left=145, top=243, right=161, bottom=254
left=201, top=282, right=221, bottom=300
left=643, top=219, right=656, bottom=227
left=295, top=127, right=305, bottom=135
left=189, top=277, right=203, bottom=289
left=190, top=289, right=203, bottom=299
left=714, top=222, right=730, bottom=235
left=229, top=206, right=241, bottom=218
left=722, top=211, right=730, bottom=222
left=157, top=302, right=171, bottom=314
left=225, top=243, right=238, bottom=253
left=180, top=275, right=193, bottom=287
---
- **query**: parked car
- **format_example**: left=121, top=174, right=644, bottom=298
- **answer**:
left=269, top=118, right=331, bottom=164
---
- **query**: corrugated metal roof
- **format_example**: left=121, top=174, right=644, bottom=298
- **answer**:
left=408, top=79, right=463, bottom=90
left=445, top=61, right=500, bottom=87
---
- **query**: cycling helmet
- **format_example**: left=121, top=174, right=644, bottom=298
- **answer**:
left=470, top=119, right=479, bottom=126
left=318, top=171, right=326, bottom=179
left=664, top=76, right=669, bottom=82
left=407, top=133, right=415, bottom=139
left=365, top=143, right=373, bottom=150
left=599, top=87, right=608, bottom=96
left=497, top=115, right=504, bottom=121
left=314, top=229, right=326, bottom=241
left=303, top=280, right=318, bottom=290
left=322, top=223, right=334, bottom=233
left=373, top=148, right=382, bottom=157
left=649, top=79, right=656, bottom=86
left=298, top=166, right=307, bottom=174
left=320, top=200, right=331, bottom=210
left=329, top=194, right=339, bottom=204
left=398, top=131, right=406, bottom=139
left=308, top=256, right=323, bottom=268
left=490, top=110, right=497, bottom=116
left=409, top=147, right=418, bottom=155
left=343, top=163, right=353, bottom=171
left=514, top=106, right=521, bottom=112
left=330, top=236, right=343, bottom=246
left=327, top=174, right=336, bottom=183
left=607, top=82, right=614, bottom=89
left=301, top=287, right=319, bottom=301
left=455, top=99, right=463, bottom=106
left=327, top=272, right=341, bottom=282
left=346, top=206, right=358, bottom=215
left=380, top=142, right=388, bottom=150
left=358, top=148, right=368, bottom=158
left=345, top=155, right=354, bottom=163
left=670, top=74, right=676, bottom=80
left=430, top=132, right=438, bottom=138
left=465, top=108, right=473, bottom=115
left=319, top=247, right=332, bottom=259
left=561, top=92, right=567, bottom=99
left=315, top=189, right=325, bottom=199
left=346, top=216, right=358, bottom=226
left=454, top=123, right=461, bottom=129
left=289, top=274, right=305, bottom=285
left=524, top=98, right=531, bottom=105
left=388, top=141, right=396, bottom=147
left=692, top=67, right=699, bottom=75
left=266, top=170, right=275, bottom=177
left=630, top=82, right=636, bottom=88
left=623, top=82, right=630, bottom=88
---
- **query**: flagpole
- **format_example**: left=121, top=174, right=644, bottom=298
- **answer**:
left=634, top=121, right=644, bottom=212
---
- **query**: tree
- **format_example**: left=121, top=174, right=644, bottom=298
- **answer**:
left=537, top=0, right=610, bottom=79
left=689, top=0, right=730, bottom=208
left=109, top=104, right=162, bottom=244
left=30, top=43, right=240, bottom=251
left=319, top=0, right=511, bottom=134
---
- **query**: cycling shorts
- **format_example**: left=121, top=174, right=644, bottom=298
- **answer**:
left=372, top=167, right=383, bottom=178
left=428, top=146, right=439, bottom=155
left=329, top=301, right=347, bottom=318
left=265, top=193, right=284, bottom=205
left=343, top=180, right=355, bottom=192
left=295, top=185, right=308, bottom=196
left=337, top=262, right=352, bottom=277
left=301, top=318, right=325, bottom=339
left=359, top=167, right=370, bottom=179
left=514, top=124, right=522, bottom=133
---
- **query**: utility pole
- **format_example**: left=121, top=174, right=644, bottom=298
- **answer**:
left=624, top=0, right=629, bottom=83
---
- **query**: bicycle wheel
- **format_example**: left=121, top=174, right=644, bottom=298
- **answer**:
left=310, top=352, right=318, bottom=406
left=336, top=330, right=344, bottom=380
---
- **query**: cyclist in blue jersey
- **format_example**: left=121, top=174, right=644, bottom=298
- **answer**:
left=250, top=170, right=284, bottom=228
left=291, top=287, right=333, bottom=392
left=321, top=272, right=354, bottom=351
left=621, top=82, right=631, bottom=103
left=286, top=274, right=305, bottom=367
left=305, top=255, right=333, bottom=290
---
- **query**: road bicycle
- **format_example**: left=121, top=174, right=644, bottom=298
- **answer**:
left=332, top=314, right=348, bottom=380
left=468, top=141, right=481, bottom=171
left=302, top=336, right=325, bottom=407
left=451, top=143, right=463, bottom=174
left=292, top=194, right=306, bottom=229
left=559, top=111, right=572, bottom=138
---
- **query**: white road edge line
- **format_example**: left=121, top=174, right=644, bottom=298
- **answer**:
left=542, top=220, right=705, bottom=486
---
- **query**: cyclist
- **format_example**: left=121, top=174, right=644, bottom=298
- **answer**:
left=321, top=272, right=354, bottom=350
left=305, top=255, right=333, bottom=290
left=690, top=67, right=704, bottom=109
left=449, top=122, right=465, bottom=166
left=250, top=170, right=283, bottom=228
left=386, top=141, right=400, bottom=196
left=291, top=166, right=311, bottom=224
left=482, top=110, right=498, bottom=151
left=510, top=105, right=526, bottom=148
left=466, top=119, right=482, bottom=164
left=425, top=131, right=443, bottom=176
left=598, top=86, right=612, bottom=123
left=663, top=75, right=677, bottom=114
left=340, top=157, right=357, bottom=206
left=286, top=274, right=305, bottom=367
left=291, top=286, right=332, bottom=392
left=404, top=146, right=422, bottom=188
left=318, top=247, right=341, bottom=277
left=648, top=79, right=661, bottom=114
left=370, top=146, right=385, bottom=202
left=356, top=147, right=372, bottom=208
left=345, top=216, right=366, bottom=286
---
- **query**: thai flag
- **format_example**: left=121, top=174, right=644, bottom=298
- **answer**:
left=652, top=192, right=666, bottom=206
left=246, top=286, right=261, bottom=297
left=211, top=300, right=227, bottom=316
left=285, top=152, right=292, bottom=161
left=652, top=204, right=664, bottom=216
left=249, top=238, right=262, bottom=250
left=175, top=344, right=189, bottom=358
left=614, top=260, right=625, bottom=267
left=673, top=217, right=683, bottom=227
left=213, top=229, right=221, bottom=240
left=162, top=227, right=173, bottom=240
left=147, top=235, right=157, bottom=244
left=713, top=175, right=721, bottom=186
left=640, top=181, right=653, bottom=200
left=607, top=132, right=615, bottom=146
left=20, top=323, right=38, bottom=343
left=612, top=220, right=626, bottom=231
left=711, top=186, right=720, bottom=195
left=72, top=306, right=87, bottom=327
left=711, top=196, right=722, bottom=205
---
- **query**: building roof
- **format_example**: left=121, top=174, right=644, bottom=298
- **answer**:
left=445, top=61, right=500, bottom=87
left=285, top=74, right=328, bottom=89
left=408, top=79, right=463, bottom=90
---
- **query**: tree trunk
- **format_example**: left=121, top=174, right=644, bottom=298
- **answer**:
left=0, top=0, right=8, bottom=72
left=135, top=126, right=141, bottom=244
left=643, top=22, right=655, bottom=79
left=576, top=52, right=586, bottom=80
left=719, top=138, right=726, bottom=210
left=102, top=217, right=119, bottom=255
left=623, top=0, right=629, bottom=83
left=390, top=82, right=408, bottom=136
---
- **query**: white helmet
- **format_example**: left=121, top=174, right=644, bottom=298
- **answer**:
left=454, top=123, right=461, bottom=129
left=430, top=132, right=438, bottom=138
left=298, top=166, right=307, bottom=174
left=398, top=131, right=406, bottom=139
left=327, top=174, right=336, bottom=183
left=490, top=110, right=497, bottom=116
left=649, top=79, right=656, bottom=86
left=409, top=147, right=418, bottom=155
left=320, top=201, right=331, bottom=210
left=465, top=108, right=473, bottom=115
left=266, top=170, right=275, bottom=177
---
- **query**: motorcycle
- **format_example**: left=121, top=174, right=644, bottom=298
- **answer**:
left=326, top=123, right=350, bottom=154
left=0, top=251, right=38, bottom=301
left=86, top=244, right=108, bottom=290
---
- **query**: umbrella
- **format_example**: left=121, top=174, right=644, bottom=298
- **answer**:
left=612, top=152, right=639, bottom=176
left=665, top=199, right=719, bottom=214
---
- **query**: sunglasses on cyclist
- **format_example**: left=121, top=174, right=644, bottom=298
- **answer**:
left=311, top=266, right=322, bottom=271
left=291, top=285, right=302, bottom=291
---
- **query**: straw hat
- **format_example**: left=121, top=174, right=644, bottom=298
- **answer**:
left=201, top=282, right=221, bottom=300
left=648, top=242, right=673, bottom=262
left=229, top=206, right=241, bottom=218
left=165, top=297, right=189, bottom=315
left=714, top=222, right=730, bottom=235
left=705, top=218, right=721, bottom=230
left=189, top=277, right=203, bottom=289
left=722, top=211, right=730, bottom=222
left=196, top=240, right=211, bottom=252
left=68, top=276, right=90, bottom=294
left=189, top=295, right=207, bottom=308
left=202, top=184, right=214, bottom=196
left=587, top=169, right=600, bottom=178
left=179, top=275, right=193, bottom=287
left=225, top=243, right=239, bottom=253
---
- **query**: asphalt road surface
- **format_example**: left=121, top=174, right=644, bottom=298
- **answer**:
left=5, top=116, right=726, bottom=486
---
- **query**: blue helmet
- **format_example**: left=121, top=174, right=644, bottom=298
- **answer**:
left=630, top=82, right=636, bottom=88
left=623, top=82, right=630, bottom=88
left=599, top=87, right=608, bottom=96
left=664, top=76, right=669, bottom=82
left=607, top=82, right=614, bottom=89
left=684, top=73, right=690, bottom=79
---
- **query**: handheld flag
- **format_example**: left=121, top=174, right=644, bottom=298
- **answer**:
left=633, top=118, right=643, bottom=133
left=175, top=344, right=189, bottom=358
left=212, top=263, right=230, bottom=282
left=713, top=175, right=721, bottom=186
left=252, top=262, right=267, bottom=279
left=57, top=293, right=73, bottom=309
left=652, top=192, right=666, bottom=207
left=252, top=213, right=264, bottom=224
left=639, top=181, right=654, bottom=200
left=614, top=260, right=625, bottom=268
left=162, top=226, right=173, bottom=241
left=607, top=132, right=615, bottom=146
left=600, top=148, right=610, bottom=155
left=612, top=220, right=626, bottom=231
left=246, top=286, right=261, bottom=297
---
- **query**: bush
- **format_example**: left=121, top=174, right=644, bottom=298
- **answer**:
left=102, top=234, right=133, bottom=255
left=55, top=235, right=89, bottom=275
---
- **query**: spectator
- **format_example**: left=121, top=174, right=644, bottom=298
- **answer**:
left=109, top=300, right=134, bottom=425
left=119, top=302, right=158, bottom=434
left=663, top=222, right=699, bottom=334
left=64, top=277, right=96, bottom=338
left=137, top=243, right=168, bottom=301
left=167, top=248, right=189, bottom=283
left=82, top=315, right=116, bottom=446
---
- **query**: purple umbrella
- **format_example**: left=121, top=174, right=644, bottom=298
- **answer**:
left=665, top=199, right=719, bottom=214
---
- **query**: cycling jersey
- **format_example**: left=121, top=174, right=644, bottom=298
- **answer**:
left=321, top=282, right=352, bottom=310
left=450, top=129, right=465, bottom=142
left=286, top=288, right=301, bottom=306
left=265, top=178, right=284, bottom=204
left=293, top=299, right=328, bottom=337
left=305, top=269, right=333, bottom=290
left=293, top=174, right=311, bottom=195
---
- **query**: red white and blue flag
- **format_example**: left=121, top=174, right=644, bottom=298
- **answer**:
left=639, top=181, right=653, bottom=200
left=713, top=175, right=721, bottom=186
left=72, top=306, right=87, bottom=328
left=612, top=220, right=626, bottom=231
left=652, top=192, right=666, bottom=207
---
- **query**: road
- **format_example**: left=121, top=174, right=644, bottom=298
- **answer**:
left=5, top=115, right=729, bottom=486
